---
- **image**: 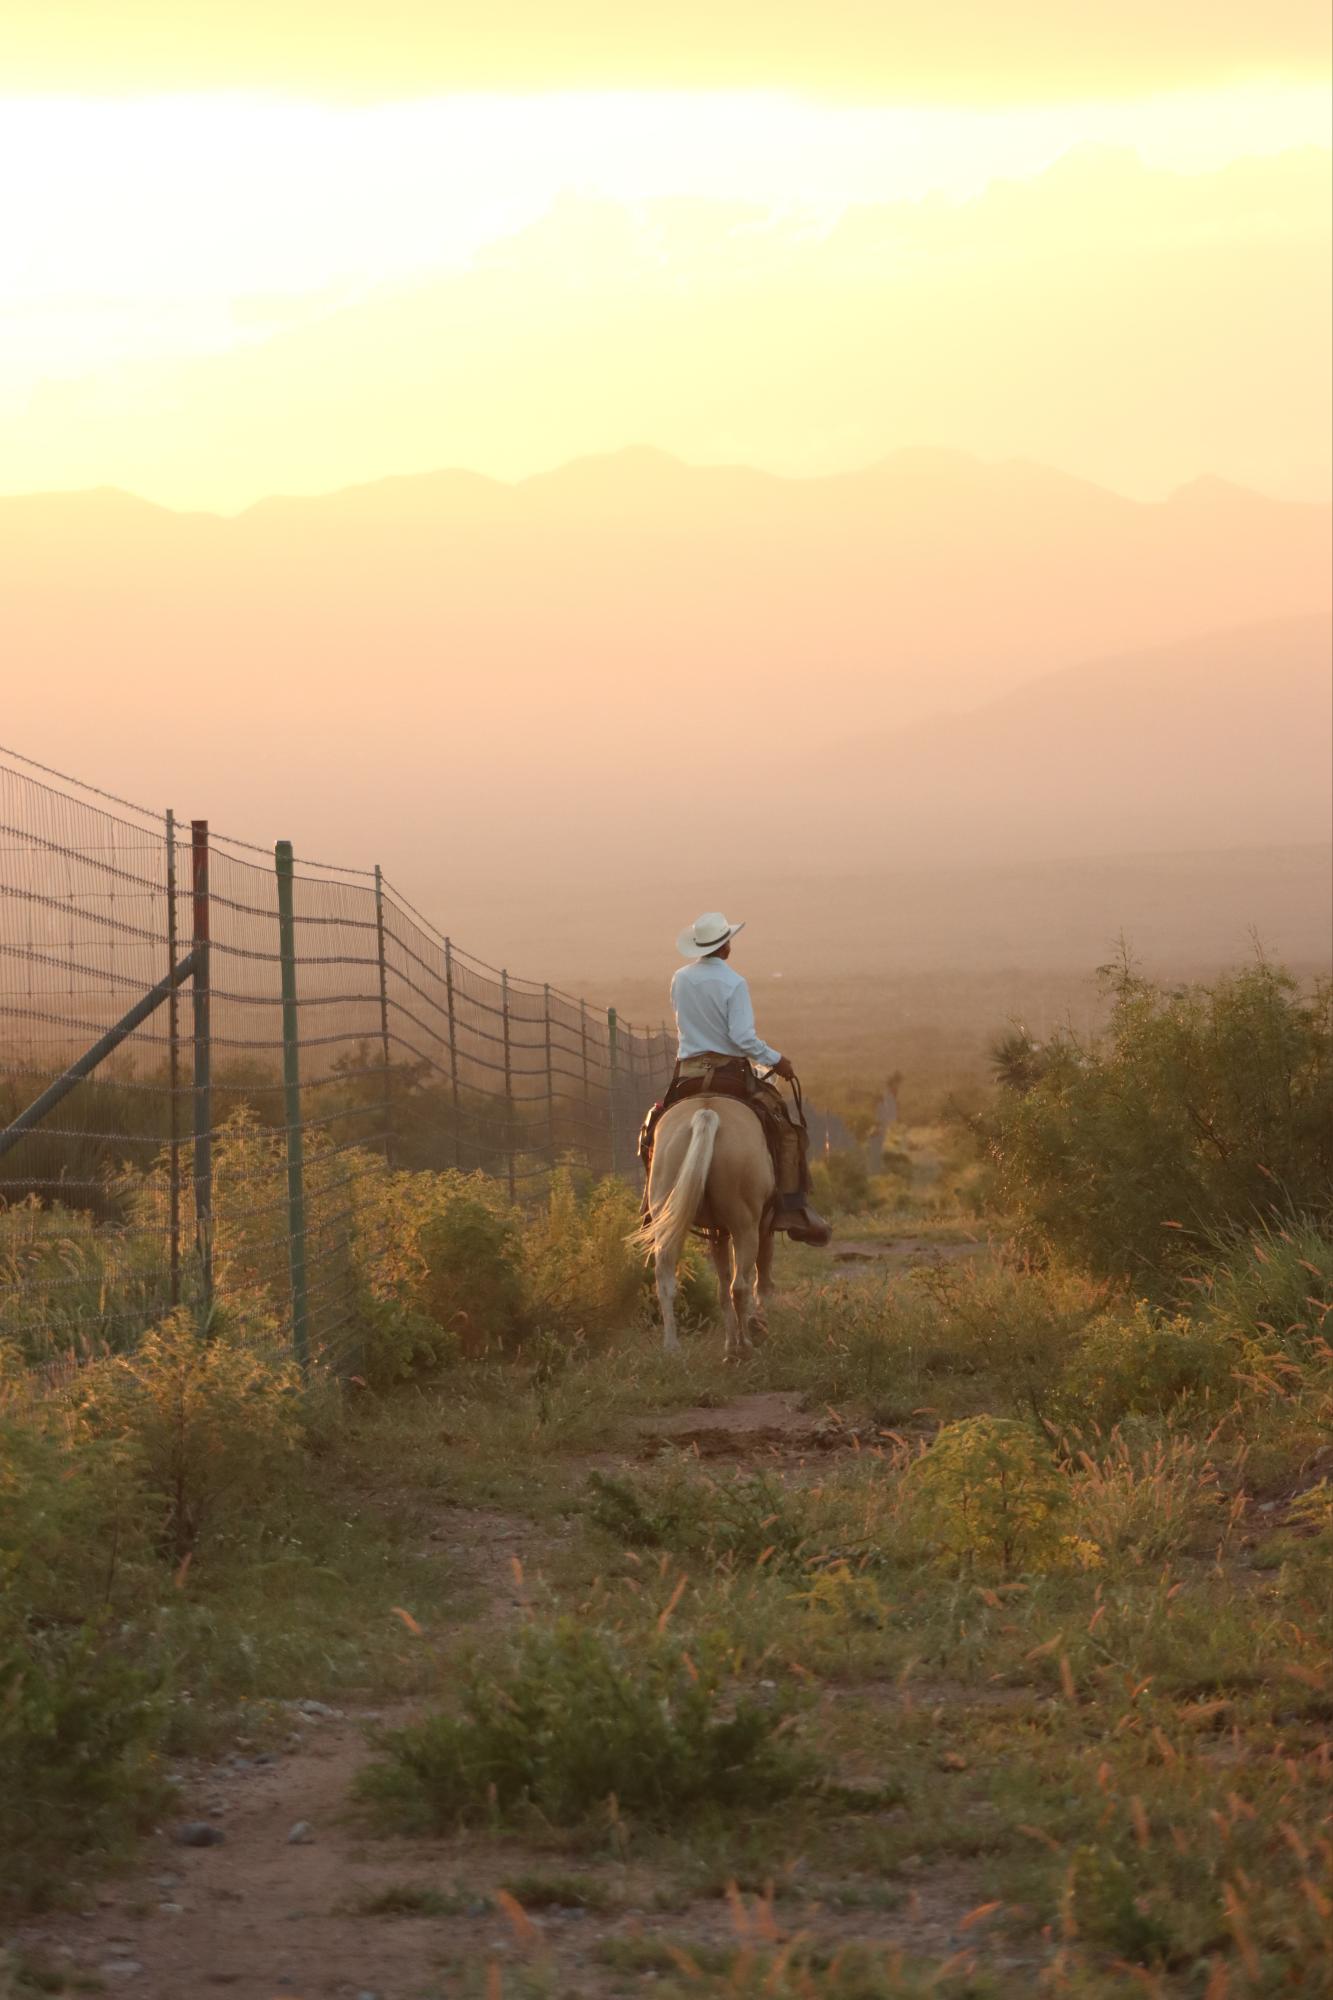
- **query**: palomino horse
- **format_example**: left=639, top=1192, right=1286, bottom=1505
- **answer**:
left=631, top=1098, right=775, bottom=1360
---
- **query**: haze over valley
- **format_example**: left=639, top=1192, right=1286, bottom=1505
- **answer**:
left=5, top=448, right=1328, bottom=998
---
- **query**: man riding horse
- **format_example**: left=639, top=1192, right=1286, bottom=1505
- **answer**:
left=634, top=911, right=832, bottom=1355
left=652, top=911, right=831, bottom=1245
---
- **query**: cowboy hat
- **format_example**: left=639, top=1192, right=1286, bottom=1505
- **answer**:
left=676, top=911, right=746, bottom=959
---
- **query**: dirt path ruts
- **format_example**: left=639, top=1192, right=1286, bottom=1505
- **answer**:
left=9, top=1401, right=1027, bottom=1997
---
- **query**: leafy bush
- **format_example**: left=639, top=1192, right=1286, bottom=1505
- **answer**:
left=1069, top=1841, right=1180, bottom=1965
left=524, top=1168, right=646, bottom=1342
left=0, top=1416, right=147, bottom=1634
left=0, top=1631, right=165, bottom=1911
left=349, top=1160, right=526, bottom=1364
left=360, top=1619, right=809, bottom=1831
left=68, top=1306, right=302, bottom=1560
left=902, top=1416, right=1073, bottom=1574
left=983, top=959, right=1333, bottom=1297
left=417, top=1197, right=527, bottom=1355
left=344, top=1287, right=458, bottom=1388
left=1055, top=1299, right=1236, bottom=1431
left=585, top=1462, right=812, bottom=1569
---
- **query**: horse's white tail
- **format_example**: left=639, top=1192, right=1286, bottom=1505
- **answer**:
left=629, top=1107, right=719, bottom=1271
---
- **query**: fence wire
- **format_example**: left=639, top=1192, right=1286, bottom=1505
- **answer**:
left=0, top=754, right=674, bottom=1387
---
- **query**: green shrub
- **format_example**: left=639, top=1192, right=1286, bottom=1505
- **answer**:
left=359, top=1619, right=809, bottom=1831
left=1055, top=1300, right=1236, bottom=1431
left=901, top=1415, right=1073, bottom=1574
left=0, top=1630, right=165, bottom=1911
left=0, top=1416, right=147, bottom=1634
left=418, top=1197, right=527, bottom=1356
left=68, top=1306, right=302, bottom=1560
left=983, top=959, right=1333, bottom=1298
left=524, top=1169, right=646, bottom=1343
left=1069, top=1841, right=1180, bottom=1965
left=348, top=1287, right=458, bottom=1388
left=585, top=1462, right=812, bottom=1569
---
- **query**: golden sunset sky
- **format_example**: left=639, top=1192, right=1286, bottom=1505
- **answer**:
left=3, top=2, right=1330, bottom=509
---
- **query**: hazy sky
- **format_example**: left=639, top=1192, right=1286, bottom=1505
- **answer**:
left=3, top=6, right=1329, bottom=507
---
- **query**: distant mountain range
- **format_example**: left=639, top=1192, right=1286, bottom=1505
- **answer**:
left=816, top=612, right=1332, bottom=863
left=3, top=448, right=1328, bottom=975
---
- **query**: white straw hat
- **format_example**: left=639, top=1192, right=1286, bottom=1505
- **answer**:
left=676, top=911, right=746, bottom=959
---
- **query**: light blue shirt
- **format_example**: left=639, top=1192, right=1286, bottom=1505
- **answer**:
left=671, top=957, right=782, bottom=1068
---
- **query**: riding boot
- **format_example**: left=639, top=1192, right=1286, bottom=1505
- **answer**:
left=773, top=1122, right=832, bottom=1247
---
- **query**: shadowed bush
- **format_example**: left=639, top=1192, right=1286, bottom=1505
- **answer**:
left=585, top=1461, right=813, bottom=1569
left=0, top=1632, right=165, bottom=1913
left=359, top=1618, right=810, bottom=1831
left=983, top=958, right=1333, bottom=1298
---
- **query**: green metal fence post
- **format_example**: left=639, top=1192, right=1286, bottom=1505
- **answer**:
left=607, top=1006, right=620, bottom=1177
left=373, top=865, right=394, bottom=1168
left=579, top=998, right=590, bottom=1109
left=166, top=808, right=181, bottom=1307
left=190, top=819, right=213, bottom=1317
left=501, top=969, right=516, bottom=1201
left=275, top=841, right=310, bottom=1373
left=444, top=938, right=462, bottom=1168
left=543, top=984, right=557, bottom=1167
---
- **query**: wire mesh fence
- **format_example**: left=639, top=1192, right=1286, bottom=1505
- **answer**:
left=0, top=750, right=674, bottom=1389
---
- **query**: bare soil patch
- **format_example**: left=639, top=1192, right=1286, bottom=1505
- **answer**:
left=10, top=1703, right=1028, bottom=1999
left=636, top=1390, right=871, bottom=1458
left=831, top=1236, right=981, bottom=1267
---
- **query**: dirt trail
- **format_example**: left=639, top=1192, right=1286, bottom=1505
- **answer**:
left=9, top=1401, right=1025, bottom=1997
left=830, top=1236, right=980, bottom=1269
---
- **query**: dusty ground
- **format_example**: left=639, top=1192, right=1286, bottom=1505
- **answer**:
left=9, top=1388, right=1034, bottom=2000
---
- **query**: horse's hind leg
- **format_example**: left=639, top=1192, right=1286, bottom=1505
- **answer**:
left=728, top=1221, right=762, bottom=1360
left=656, top=1256, right=680, bottom=1353
left=757, top=1227, right=775, bottom=1303
left=709, top=1234, right=736, bottom=1345
left=748, top=1227, right=773, bottom=1344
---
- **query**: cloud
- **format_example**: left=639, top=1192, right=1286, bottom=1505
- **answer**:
left=5, top=147, right=1327, bottom=508
left=4, top=1, right=1330, bottom=98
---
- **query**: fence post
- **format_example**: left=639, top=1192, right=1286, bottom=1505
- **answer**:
left=543, top=983, right=556, bottom=1166
left=579, top=998, right=590, bottom=1118
left=444, top=938, right=461, bottom=1168
left=166, top=808, right=181, bottom=1308
left=373, top=864, right=394, bottom=1168
left=190, top=819, right=213, bottom=1317
left=607, top=1006, right=620, bottom=1177
left=501, top=969, right=516, bottom=1202
left=275, top=841, right=310, bottom=1374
